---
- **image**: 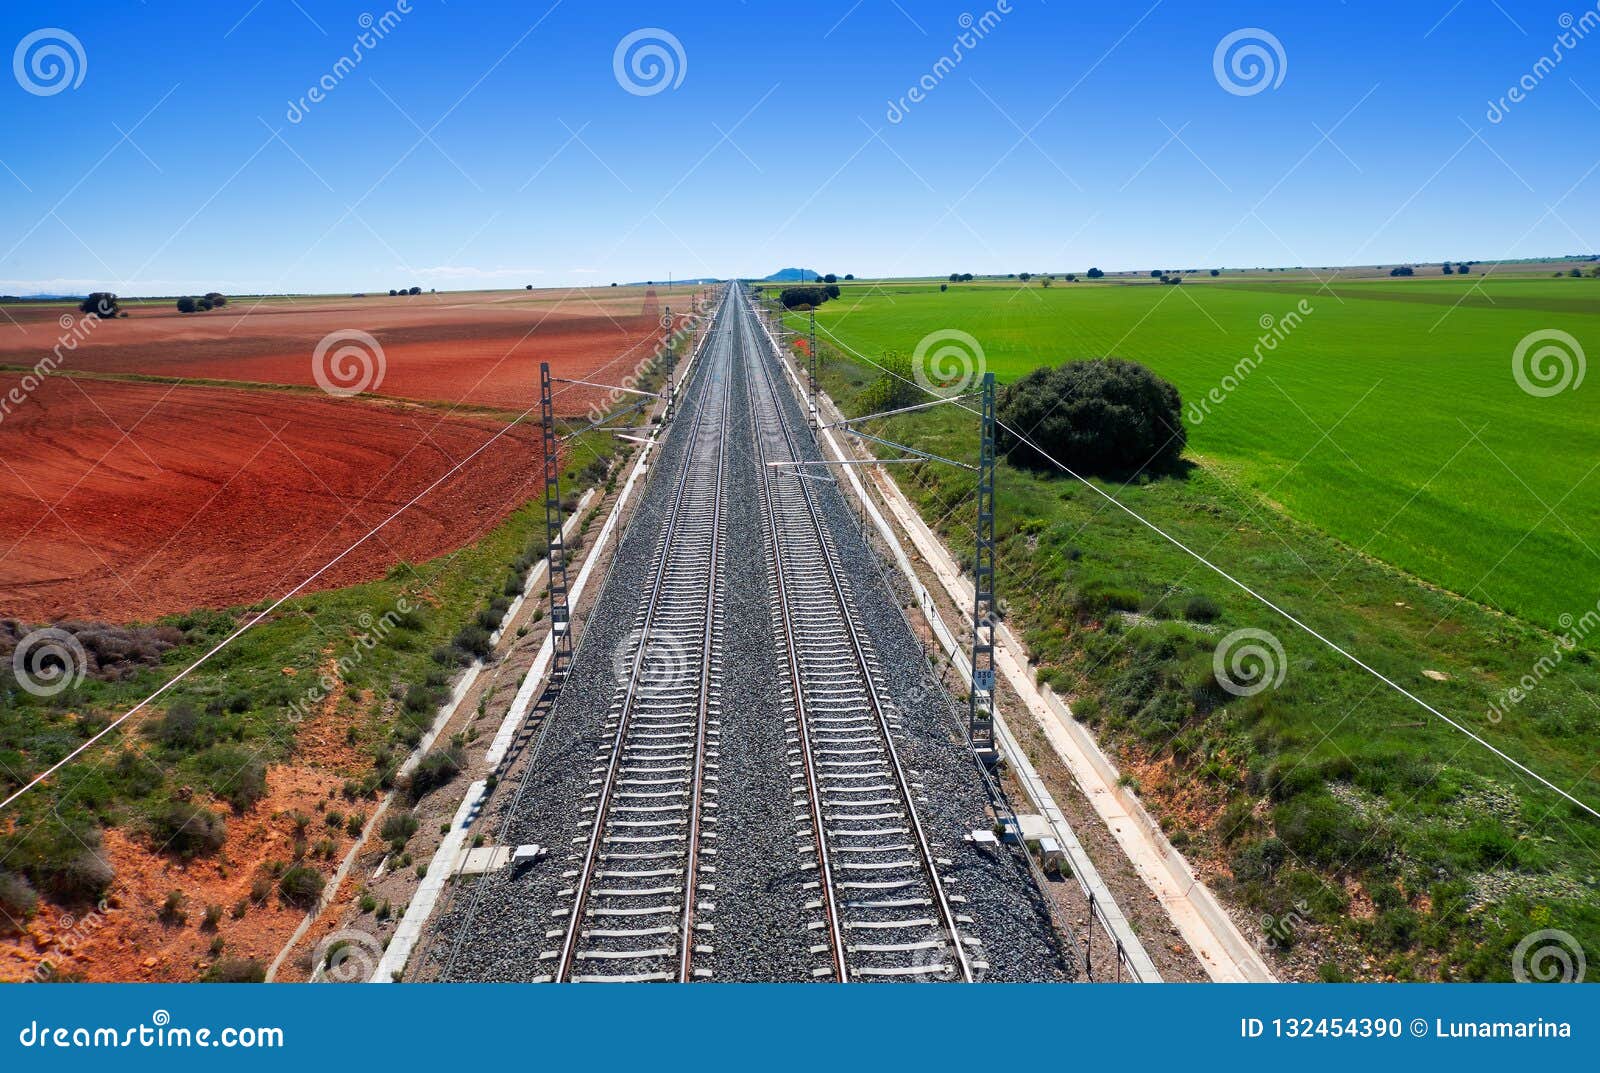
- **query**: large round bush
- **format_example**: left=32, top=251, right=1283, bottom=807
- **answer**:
left=997, top=358, right=1186, bottom=477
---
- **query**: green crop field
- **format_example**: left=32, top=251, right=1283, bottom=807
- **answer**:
left=801, top=276, right=1600, bottom=635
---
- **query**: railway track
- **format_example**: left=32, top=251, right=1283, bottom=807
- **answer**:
left=542, top=309, right=732, bottom=983
left=734, top=286, right=980, bottom=981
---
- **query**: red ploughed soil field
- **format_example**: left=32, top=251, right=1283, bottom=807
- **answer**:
left=0, top=375, right=541, bottom=622
left=0, top=287, right=677, bottom=411
left=0, top=287, right=700, bottom=622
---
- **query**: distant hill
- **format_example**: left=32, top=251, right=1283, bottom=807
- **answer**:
left=762, top=268, right=819, bottom=282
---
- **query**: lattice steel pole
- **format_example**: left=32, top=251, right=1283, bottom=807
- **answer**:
left=969, top=371, right=997, bottom=763
left=540, top=362, right=572, bottom=681
left=807, top=307, right=818, bottom=428
left=662, top=306, right=676, bottom=425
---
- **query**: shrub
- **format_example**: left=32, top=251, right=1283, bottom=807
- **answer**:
left=204, top=292, right=227, bottom=307
left=1183, top=594, right=1222, bottom=623
left=1272, top=794, right=1380, bottom=869
left=408, top=746, right=463, bottom=799
left=380, top=812, right=419, bottom=849
left=451, top=624, right=492, bottom=661
left=33, top=847, right=114, bottom=903
left=202, top=957, right=266, bottom=983
left=146, top=702, right=207, bottom=750
left=159, top=889, right=187, bottom=926
left=856, top=348, right=920, bottom=415
left=195, top=746, right=267, bottom=812
left=249, top=875, right=272, bottom=904
left=150, top=801, right=227, bottom=858
left=1230, top=836, right=1287, bottom=882
left=201, top=904, right=223, bottom=930
left=0, top=871, right=38, bottom=924
left=997, top=358, right=1186, bottom=478
left=277, top=865, right=325, bottom=908
left=177, top=296, right=198, bottom=314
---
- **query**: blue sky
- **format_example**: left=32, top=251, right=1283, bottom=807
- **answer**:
left=1, top=0, right=1596, bottom=294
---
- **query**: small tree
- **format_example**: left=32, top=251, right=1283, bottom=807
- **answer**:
left=177, top=296, right=198, bottom=314
left=1019, top=272, right=1032, bottom=282
left=1064, top=273, right=1077, bottom=283
left=1442, top=263, right=1453, bottom=274
left=823, top=273, right=837, bottom=283
left=1150, top=270, right=1163, bottom=278
left=1209, top=269, right=1220, bottom=277
left=998, top=358, right=1186, bottom=478
left=79, top=293, right=119, bottom=318
left=939, top=283, right=948, bottom=292
left=843, top=273, right=854, bottom=280
left=1086, top=267, right=1104, bottom=279
left=204, top=292, right=227, bottom=307
left=408, top=285, right=422, bottom=295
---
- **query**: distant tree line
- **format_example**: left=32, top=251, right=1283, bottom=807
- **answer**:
left=176, top=292, right=228, bottom=314
left=779, top=284, right=840, bottom=309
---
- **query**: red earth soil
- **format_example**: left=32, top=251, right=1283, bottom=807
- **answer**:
left=0, top=375, right=542, bottom=622
left=0, top=289, right=680, bottom=411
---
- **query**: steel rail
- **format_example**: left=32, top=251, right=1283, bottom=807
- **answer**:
left=734, top=286, right=974, bottom=982
left=553, top=308, right=730, bottom=983
left=742, top=319, right=850, bottom=984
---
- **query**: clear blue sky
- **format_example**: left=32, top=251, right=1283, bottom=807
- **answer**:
left=1, top=0, right=1595, bottom=294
